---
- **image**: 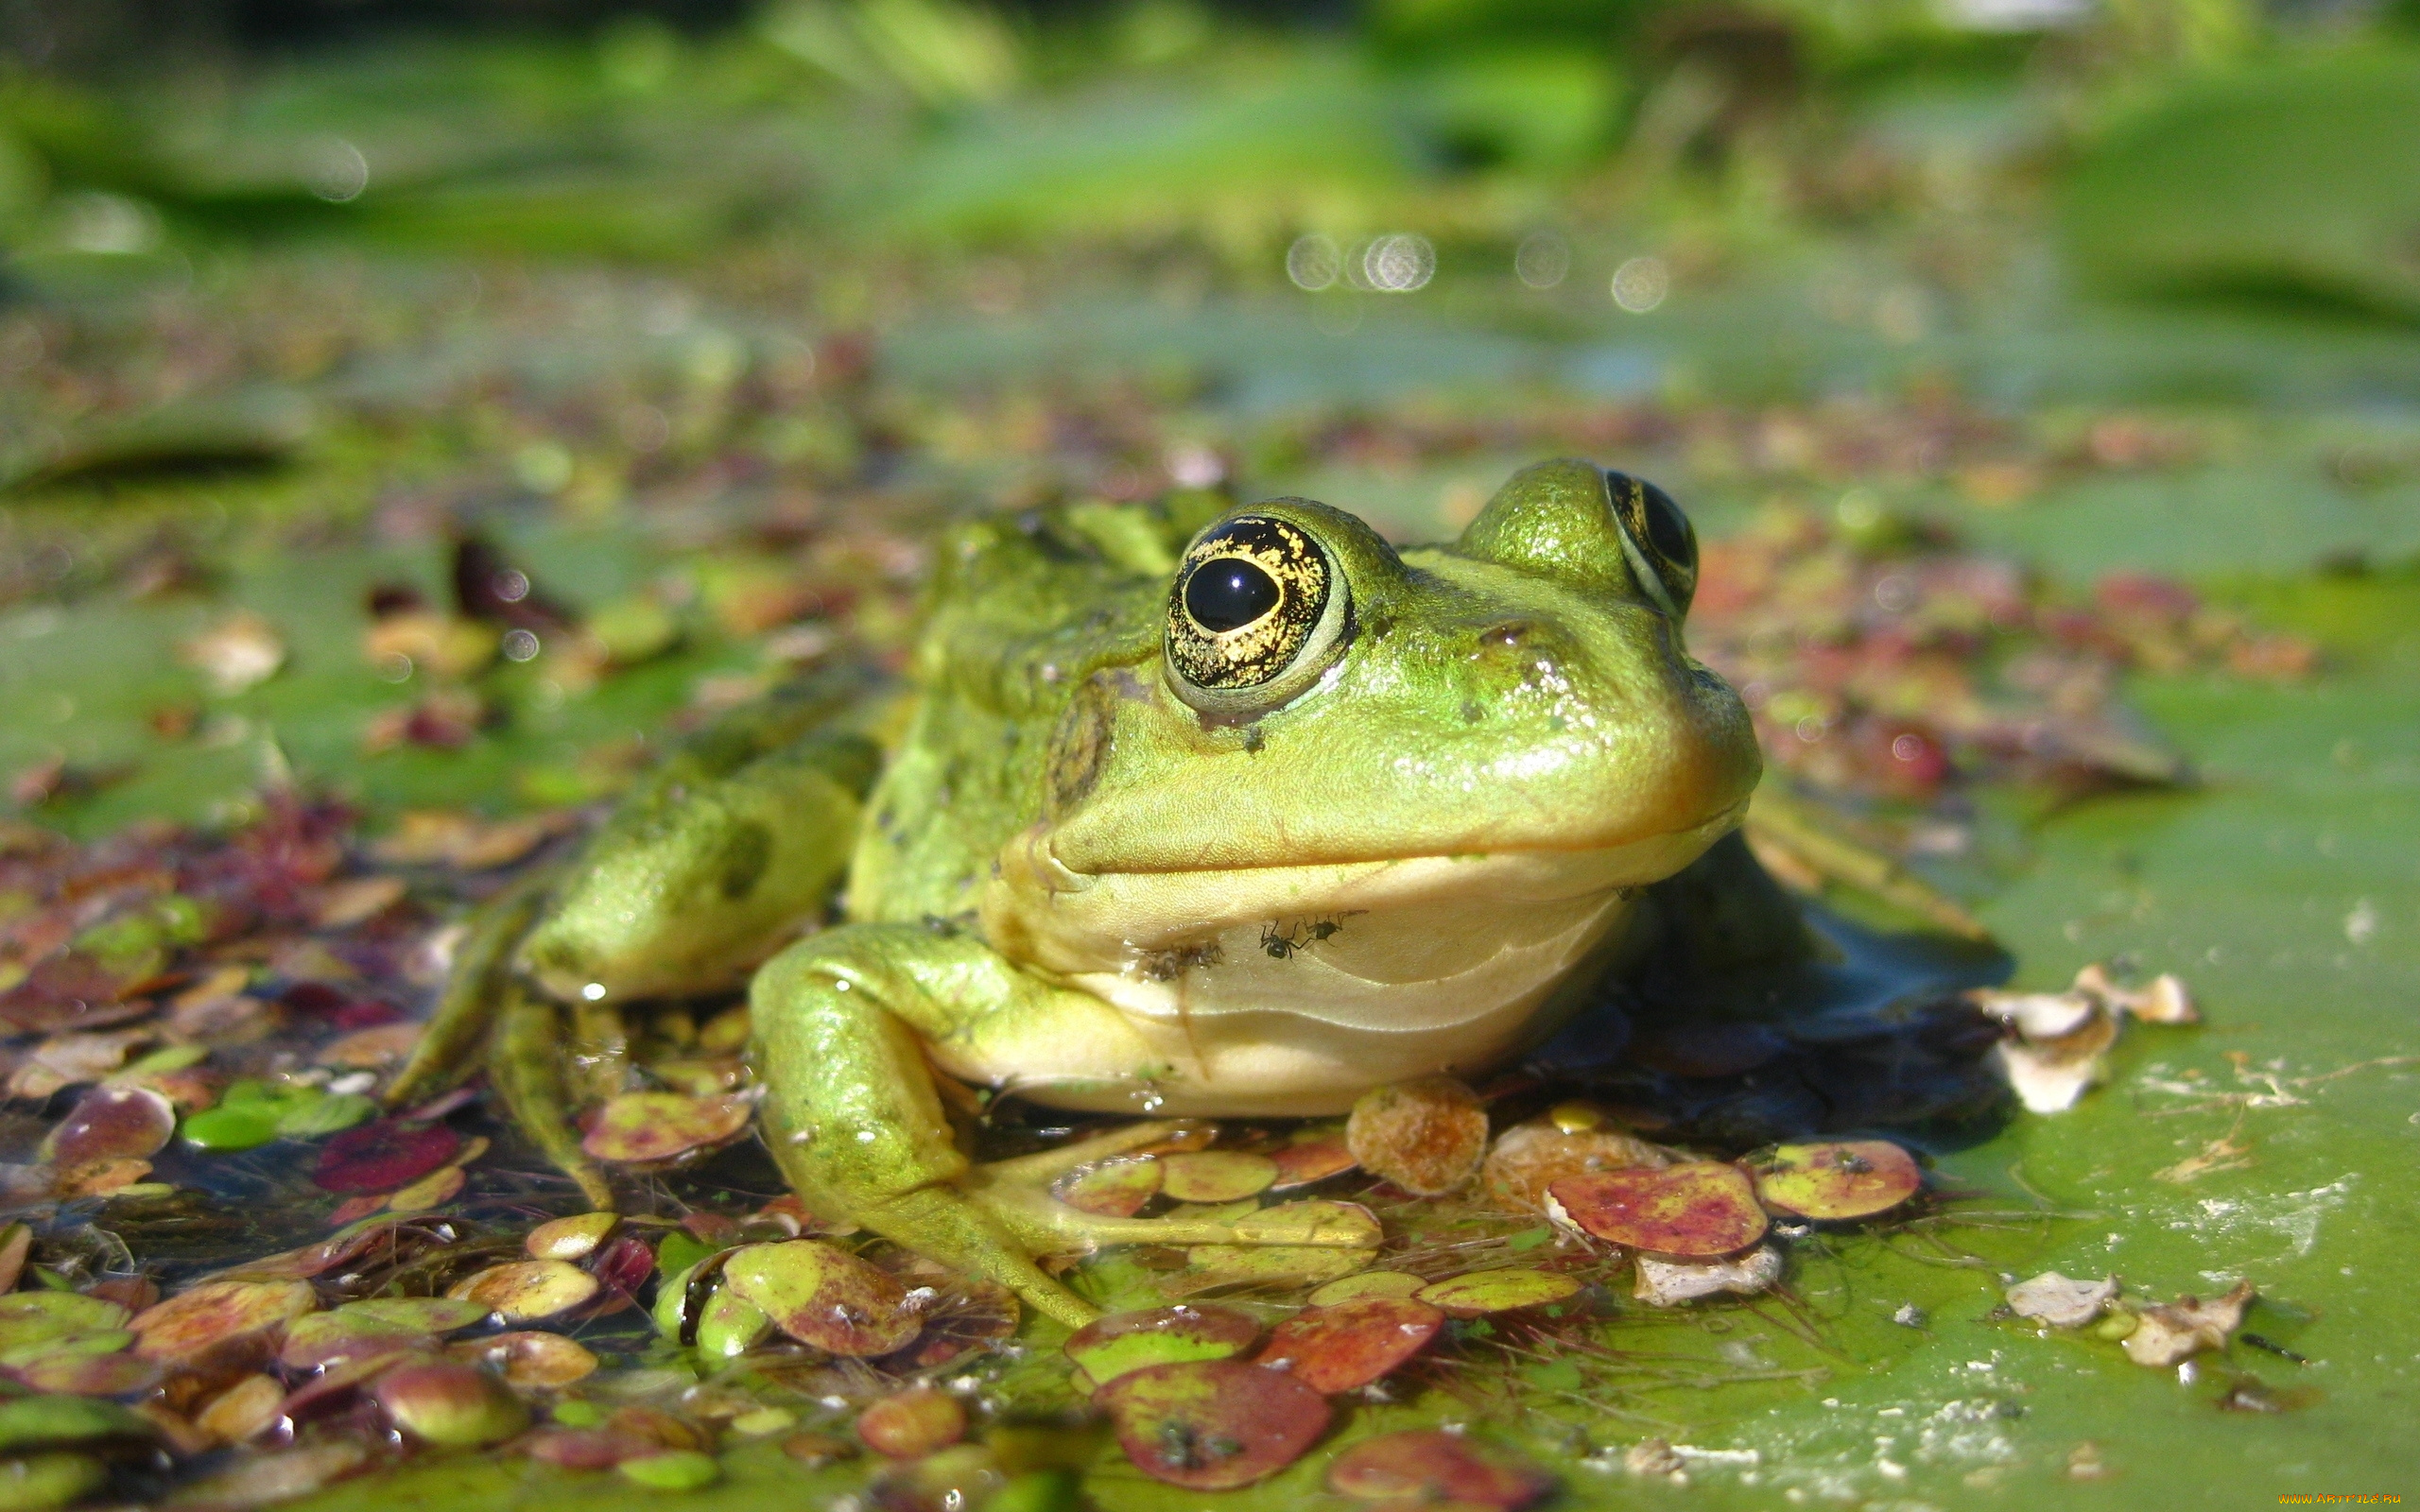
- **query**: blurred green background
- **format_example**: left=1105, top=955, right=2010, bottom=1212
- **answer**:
left=1, top=2, right=2417, bottom=1510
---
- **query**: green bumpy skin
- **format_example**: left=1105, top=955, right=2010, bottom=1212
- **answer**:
left=401, top=459, right=1792, bottom=1326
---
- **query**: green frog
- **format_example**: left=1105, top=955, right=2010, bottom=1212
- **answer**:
left=389, top=458, right=1943, bottom=1327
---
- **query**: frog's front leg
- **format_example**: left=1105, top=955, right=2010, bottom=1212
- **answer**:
left=751, top=925, right=1370, bottom=1328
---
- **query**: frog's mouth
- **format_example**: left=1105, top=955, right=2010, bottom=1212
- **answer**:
left=961, top=801, right=1745, bottom=1116
left=978, top=797, right=1746, bottom=988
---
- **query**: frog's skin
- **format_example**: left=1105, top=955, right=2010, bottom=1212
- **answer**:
left=393, top=459, right=1850, bottom=1326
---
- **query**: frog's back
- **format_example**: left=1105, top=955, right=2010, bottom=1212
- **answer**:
left=842, top=497, right=1224, bottom=925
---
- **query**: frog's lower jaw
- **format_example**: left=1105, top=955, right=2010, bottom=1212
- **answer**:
left=956, top=836, right=1701, bottom=1116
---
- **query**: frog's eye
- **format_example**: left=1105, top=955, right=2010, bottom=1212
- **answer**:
left=1607, top=471, right=1698, bottom=617
left=1165, top=514, right=1348, bottom=713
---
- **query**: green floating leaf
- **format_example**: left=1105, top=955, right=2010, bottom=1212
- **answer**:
left=0, top=1451, right=108, bottom=1511
left=0, top=1396, right=152, bottom=1452
left=721, top=1242, right=916, bottom=1357
left=1413, top=1269, right=1582, bottom=1318
left=1157, top=1152, right=1276, bottom=1204
left=273, top=1092, right=378, bottom=1139
left=1751, top=1140, right=1922, bottom=1221
left=0, top=1297, right=130, bottom=1356
left=616, top=1450, right=722, bottom=1490
left=178, top=1105, right=282, bottom=1153
left=1063, top=1305, right=1259, bottom=1390
left=369, top=1362, right=529, bottom=1449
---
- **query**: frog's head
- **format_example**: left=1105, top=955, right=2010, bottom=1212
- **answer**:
left=1028, top=458, right=1758, bottom=898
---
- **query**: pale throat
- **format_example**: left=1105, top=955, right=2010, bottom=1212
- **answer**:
left=972, top=840, right=1658, bottom=1115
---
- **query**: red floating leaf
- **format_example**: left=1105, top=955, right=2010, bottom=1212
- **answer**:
left=42, top=1085, right=176, bottom=1167
left=589, top=1234, right=657, bottom=1300
left=0, top=953, right=151, bottom=1035
left=856, top=1387, right=967, bottom=1459
left=1267, top=1136, right=1357, bottom=1191
left=1096, top=1359, right=1331, bottom=1490
left=313, top=1120, right=461, bottom=1194
left=1253, top=1297, right=1443, bottom=1393
left=1051, top=1158, right=1163, bottom=1217
left=1548, top=1161, right=1769, bottom=1257
left=1326, top=1429, right=1554, bottom=1509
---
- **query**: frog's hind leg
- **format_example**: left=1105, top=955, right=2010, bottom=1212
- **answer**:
left=751, top=926, right=1374, bottom=1329
left=393, top=671, right=885, bottom=1207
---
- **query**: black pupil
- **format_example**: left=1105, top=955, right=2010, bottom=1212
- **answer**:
left=1185, top=558, right=1282, bottom=632
left=1641, top=484, right=1694, bottom=568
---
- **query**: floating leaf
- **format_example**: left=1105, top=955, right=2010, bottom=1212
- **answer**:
left=617, top=1450, right=722, bottom=1490
left=1751, top=1140, right=1923, bottom=1220
left=181, top=610, right=285, bottom=696
left=1266, top=1135, right=1357, bottom=1191
left=1253, top=1297, right=1443, bottom=1392
left=279, top=1312, right=432, bottom=1370
left=721, top=1242, right=917, bottom=1357
left=169, top=1442, right=365, bottom=1508
left=1633, top=1246, right=1783, bottom=1307
left=196, top=1374, right=285, bottom=1443
left=130, top=1281, right=316, bottom=1363
left=1481, top=1118, right=1668, bottom=1216
left=0, top=1452, right=106, bottom=1509
left=2007, top=1272, right=2120, bottom=1329
left=1346, top=1077, right=1487, bottom=1196
left=1414, top=1269, right=1582, bottom=1318
left=0, top=1396, right=152, bottom=1452
left=1230, top=1199, right=1382, bottom=1248
left=6, top=1349, right=160, bottom=1400
left=447, top=1331, right=598, bottom=1389
left=385, top=1163, right=466, bottom=1213
left=312, top=1120, right=461, bottom=1194
left=856, top=1387, right=967, bottom=1459
left=444, top=1260, right=600, bottom=1324
left=1095, top=1359, right=1330, bottom=1489
left=1051, top=1159, right=1162, bottom=1218
left=272, top=1092, right=378, bottom=1139
left=179, top=1104, right=283, bottom=1153
left=694, top=1287, right=771, bottom=1360
left=1064, top=1306, right=1259, bottom=1389
left=1305, top=1271, right=1426, bottom=1307
left=1158, top=1152, right=1278, bottom=1204
left=1548, top=1162, right=1769, bottom=1257
left=527, top=1212, right=619, bottom=1261
left=524, top=1428, right=638, bottom=1470
left=2123, top=1280, right=2256, bottom=1368
left=0, top=1297, right=129, bottom=1355
left=342, top=1297, right=487, bottom=1333
left=40, top=1086, right=174, bottom=1168
left=1171, top=1246, right=1372, bottom=1296
left=370, top=1361, right=531, bottom=1448
left=1325, top=1429, right=1553, bottom=1509
left=581, top=1091, right=752, bottom=1164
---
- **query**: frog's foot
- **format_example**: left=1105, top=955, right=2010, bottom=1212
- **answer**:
left=957, top=1120, right=1384, bottom=1258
